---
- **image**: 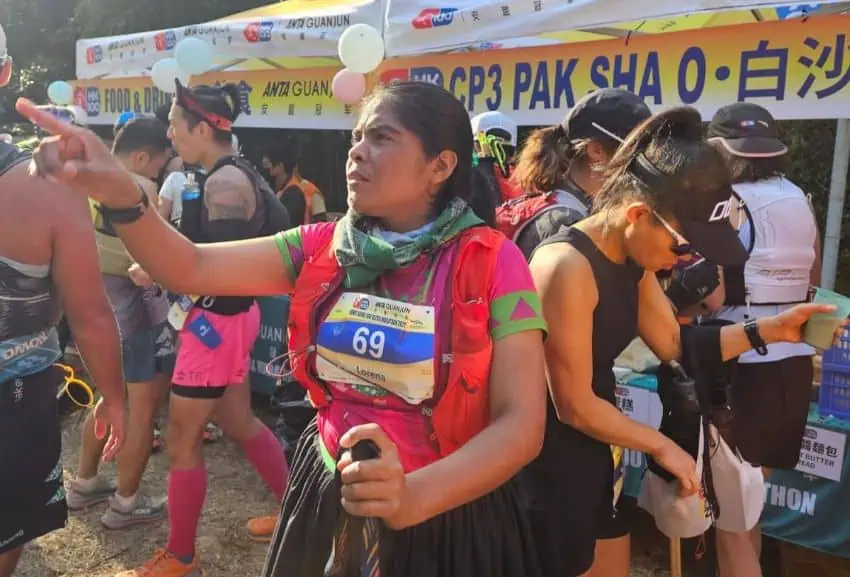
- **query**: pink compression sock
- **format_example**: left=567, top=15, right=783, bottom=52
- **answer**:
left=241, top=424, right=289, bottom=502
left=167, top=467, right=207, bottom=560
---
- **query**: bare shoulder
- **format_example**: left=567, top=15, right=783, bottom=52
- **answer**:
left=529, top=241, right=595, bottom=294
left=0, top=162, right=92, bottom=263
left=204, top=164, right=256, bottom=220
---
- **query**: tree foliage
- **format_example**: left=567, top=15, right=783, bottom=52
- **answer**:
left=0, top=0, right=269, bottom=121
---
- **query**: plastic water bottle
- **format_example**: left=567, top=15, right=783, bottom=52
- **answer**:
left=181, top=172, right=200, bottom=202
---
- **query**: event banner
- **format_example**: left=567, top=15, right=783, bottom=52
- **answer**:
left=618, top=373, right=850, bottom=559
left=75, top=0, right=383, bottom=79
left=383, top=0, right=840, bottom=56
left=71, top=67, right=352, bottom=129
left=250, top=296, right=291, bottom=396
left=760, top=421, right=850, bottom=559
left=378, top=13, right=850, bottom=122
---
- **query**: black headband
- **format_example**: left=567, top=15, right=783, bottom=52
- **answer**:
left=628, top=153, right=668, bottom=188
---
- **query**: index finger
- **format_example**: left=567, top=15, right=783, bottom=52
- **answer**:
left=15, top=98, right=82, bottom=139
left=339, top=423, right=398, bottom=459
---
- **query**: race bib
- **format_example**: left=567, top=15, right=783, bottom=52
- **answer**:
left=611, top=445, right=625, bottom=508
left=315, top=292, right=436, bottom=405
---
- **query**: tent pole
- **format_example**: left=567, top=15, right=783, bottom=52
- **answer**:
left=821, top=119, right=850, bottom=290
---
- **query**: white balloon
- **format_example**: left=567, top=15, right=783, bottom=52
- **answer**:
left=47, top=81, right=74, bottom=106
left=175, top=37, right=214, bottom=76
left=337, top=24, right=384, bottom=74
left=150, top=58, right=188, bottom=93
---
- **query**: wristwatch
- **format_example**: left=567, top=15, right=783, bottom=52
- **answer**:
left=100, top=185, right=150, bottom=225
left=744, top=318, right=769, bottom=356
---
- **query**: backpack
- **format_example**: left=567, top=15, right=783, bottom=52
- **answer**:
left=495, top=190, right=588, bottom=243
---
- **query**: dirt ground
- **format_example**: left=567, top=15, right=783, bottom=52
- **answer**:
left=11, top=407, right=671, bottom=577
left=19, top=405, right=850, bottom=577
left=14, top=411, right=277, bottom=577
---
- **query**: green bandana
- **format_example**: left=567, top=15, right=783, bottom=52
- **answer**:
left=332, top=198, right=483, bottom=289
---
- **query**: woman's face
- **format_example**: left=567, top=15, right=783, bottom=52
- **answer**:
left=167, top=104, right=204, bottom=165
left=622, top=203, right=694, bottom=272
left=346, top=100, right=456, bottom=224
left=583, top=140, right=615, bottom=195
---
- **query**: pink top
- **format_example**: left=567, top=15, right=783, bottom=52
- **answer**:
left=276, top=222, right=546, bottom=471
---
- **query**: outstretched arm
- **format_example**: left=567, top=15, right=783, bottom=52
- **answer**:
left=17, top=98, right=294, bottom=298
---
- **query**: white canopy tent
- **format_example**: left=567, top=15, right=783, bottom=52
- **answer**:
left=75, top=0, right=384, bottom=80
left=384, top=0, right=850, bottom=55
left=74, top=0, right=849, bottom=288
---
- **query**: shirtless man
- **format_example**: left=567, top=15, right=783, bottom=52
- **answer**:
left=0, top=25, right=125, bottom=576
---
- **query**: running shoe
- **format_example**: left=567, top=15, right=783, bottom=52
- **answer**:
left=65, top=477, right=117, bottom=510
left=151, top=426, right=164, bottom=453
left=114, top=549, right=201, bottom=577
left=101, top=493, right=167, bottom=530
left=245, top=512, right=279, bottom=543
left=203, top=422, right=222, bottom=443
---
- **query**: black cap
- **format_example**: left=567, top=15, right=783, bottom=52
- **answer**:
left=560, top=88, right=651, bottom=144
left=707, top=103, right=787, bottom=158
left=630, top=151, right=747, bottom=267
left=675, top=196, right=747, bottom=266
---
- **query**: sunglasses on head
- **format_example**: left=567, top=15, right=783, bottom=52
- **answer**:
left=651, top=210, right=695, bottom=256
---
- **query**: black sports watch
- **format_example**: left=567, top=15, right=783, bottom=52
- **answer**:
left=744, top=318, right=769, bottom=356
left=100, top=185, right=150, bottom=224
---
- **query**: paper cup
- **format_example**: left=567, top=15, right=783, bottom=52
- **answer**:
left=804, top=288, right=850, bottom=350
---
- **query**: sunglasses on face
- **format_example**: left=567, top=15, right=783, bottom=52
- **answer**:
left=652, top=211, right=695, bottom=256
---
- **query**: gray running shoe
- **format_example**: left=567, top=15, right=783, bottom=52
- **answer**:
left=65, top=477, right=117, bottom=511
left=100, top=494, right=167, bottom=530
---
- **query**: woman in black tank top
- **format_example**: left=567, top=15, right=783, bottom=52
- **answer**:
left=519, top=107, right=838, bottom=577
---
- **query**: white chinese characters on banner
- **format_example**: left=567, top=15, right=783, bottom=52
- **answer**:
left=383, top=0, right=848, bottom=56
left=795, top=426, right=846, bottom=482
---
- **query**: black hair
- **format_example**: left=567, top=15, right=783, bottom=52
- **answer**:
left=264, top=143, right=298, bottom=176
left=179, top=83, right=242, bottom=144
left=359, top=81, right=474, bottom=215
left=593, top=107, right=730, bottom=218
left=710, top=145, right=785, bottom=184
left=154, top=103, right=171, bottom=126
left=512, top=125, right=618, bottom=194
left=470, top=160, right=499, bottom=226
left=112, top=117, right=170, bottom=156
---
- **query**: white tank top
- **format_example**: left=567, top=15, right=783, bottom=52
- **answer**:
left=716, top=177, right=816, bottom=363
left=736, top=177, right=815, bottom=304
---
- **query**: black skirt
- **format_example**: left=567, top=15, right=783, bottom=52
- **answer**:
left=730, top=355, right=814, bottom=469
left=261, top=420, right=542, bottom=577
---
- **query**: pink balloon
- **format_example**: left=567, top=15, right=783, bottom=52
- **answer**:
left=332, top=68, right=367, bottom=105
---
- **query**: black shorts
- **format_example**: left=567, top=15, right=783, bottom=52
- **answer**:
left=520, top=421, right=635, bottom=577
left=731, top=355, right=814, bottom=469
left=0, top=366, right=68, bottom=554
